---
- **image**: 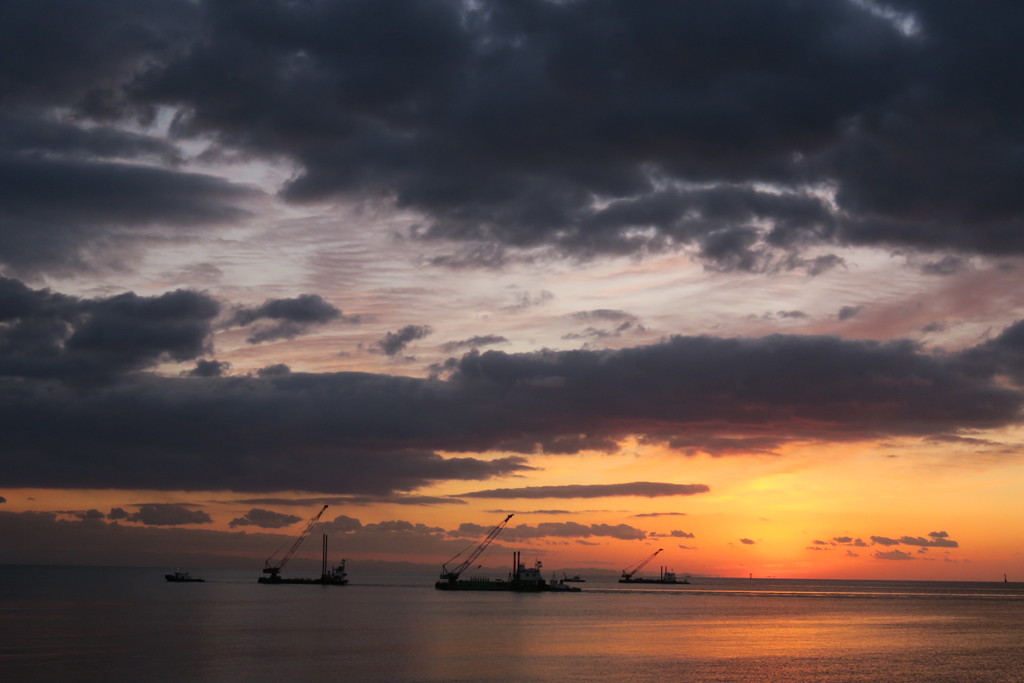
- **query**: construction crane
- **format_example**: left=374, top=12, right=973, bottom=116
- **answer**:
left=619, top=548, right=664, bottom=582
left=261, top=504, right=329, bottom=582
left=438, top=513, right=514, bottom=582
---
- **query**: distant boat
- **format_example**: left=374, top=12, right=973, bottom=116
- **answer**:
left=622, top=566, right=690, bottom=584
left=433, top=514, right=578, bottom=593
left=547, top=574, right=581, bottom=591
left=618, top=549, right=688, bottom=583
left=562, top=572, right=586, bottom=583
left=165, top=569, right=204, bottom=582
left=259, top=533, right=348, bottom=586
left=436, top=551, right=581, bottom=592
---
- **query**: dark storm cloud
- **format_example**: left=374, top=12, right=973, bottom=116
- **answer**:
left=871, top=536, right=901, bottom=546
left=654, top=530, right=695, bottom=539
left=441, top=335, right=509, bottom=353
left=55, top=508, right=106, bottom=522
left=0, top=112, right=178, bottom=163
left=838, top=305, right=864, bottom=321
left=500, top=291, right=554, bottom=314
left=316, top=515, right=364, bottom=534
left=920, top=255, right=969, bottom=276
left=868, top=531, right=959, bottom=549
left=495, top=434, right=621, bottom=455
left=442, top=333, right=1024, bottom=446
left=0, top=509, right=469, bottom=567
left=874, top=549, right=916, bottom=561
left=900, top=532, right=958, bottom=548
left=0, top=155, right=259, bottom=276
left=455, top=520, right=647, bottom=542
left=454, top=483, right=710, bottom=499
left=127, top=503, right=212, bottom=526
left=655, top=435, right=787, bottom=457
left=233, top=495, right=467, bottom=507
left=1, top=2, right=1023, bottom=274
left=924, top=434, right=1001, bottom=447
left=956, top=320, right=1024, bottom=385
left=0, top=278, right=219, bottom=384
left=228, top=508, right=302, bottom=529
left=257, top=363, right=292, bottom=378
left=569, top=310, right=637, bottom=323
left=374, top=325, right=434, bottom=356
left=186, top=359, right=231, bottom=378
left=229, top=294, right=347, bottom=344
left=231, top=294, right=342, bottom=326
left=831, top=537, right=869, bottom=547
left=4, top=277, right=1024, bottom=495
left=0, top=0, right=200, bottom=107
left=0, top=0, right=258, bottom=276
left=20, top=0, right=1000, bottom=269
left=633, top=512, right=687, bottom=518
left=562, top=321, right=640, bottom=341
left=0, top=510, right=260, bottom=566
left=486, top=509, right=573, bottom=516
left=125, top=0, right=889, bottom=267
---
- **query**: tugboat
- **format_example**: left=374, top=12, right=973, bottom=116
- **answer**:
left=165, top=569, right=204, bottom=582
left=434, top=514, right=579, bottom=592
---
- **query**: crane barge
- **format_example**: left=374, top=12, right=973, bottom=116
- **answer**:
left=435, top=514, right=579, bottom=592
left=618, top=548, right=688, bottom=584
left=258, top=505, right=347, bottom=585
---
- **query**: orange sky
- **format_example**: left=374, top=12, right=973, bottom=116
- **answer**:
left=5, top=426, right=1021, bottom=581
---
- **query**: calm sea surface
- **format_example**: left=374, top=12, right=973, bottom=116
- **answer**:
left=1, top=565, right=1022, bottom=681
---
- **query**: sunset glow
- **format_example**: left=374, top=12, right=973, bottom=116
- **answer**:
left=2, top=0, right=1024, bottom=584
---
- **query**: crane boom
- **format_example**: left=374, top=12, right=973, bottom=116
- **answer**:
left=439, top=513, right=514, bottom=581
left=262, top=504, right=329, bottom=579
left=621, top=548, right=663, bottom=580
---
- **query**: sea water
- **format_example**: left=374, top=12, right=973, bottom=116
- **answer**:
left=1, top=565, right=1022, bottom=681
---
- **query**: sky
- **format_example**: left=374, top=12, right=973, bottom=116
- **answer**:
left=2, top=0, right=1023, bottom=581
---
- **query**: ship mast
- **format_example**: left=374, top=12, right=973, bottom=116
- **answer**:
left=439, top=513, right=514, bottom=581
left=261, top=504, right=329, bottom=580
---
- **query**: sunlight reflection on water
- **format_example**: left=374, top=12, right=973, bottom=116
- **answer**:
left=1, top=567, right=1022, bottom=681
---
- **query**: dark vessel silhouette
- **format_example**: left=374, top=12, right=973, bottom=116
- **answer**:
left=165, top=569, right=204, bottom=582
left=435, top=514, right=579, bottom=592
left=258, top=506, right=348, bottom=585
left=618, top=549, right=690, bottom=584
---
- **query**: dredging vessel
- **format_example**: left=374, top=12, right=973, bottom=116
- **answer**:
left=434, top=514, right=580, bottom=592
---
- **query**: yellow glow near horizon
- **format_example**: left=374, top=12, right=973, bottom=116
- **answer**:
left=4, top=426, right=1023, bottom=580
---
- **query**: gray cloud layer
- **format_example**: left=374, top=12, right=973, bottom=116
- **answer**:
left=1, top=1, right=1022, bottom=275
left=454, top=483, right=710, bottom=499
left=228, top=294, right=347, bottom=344
left=2, top=279, right=1024, bottom=494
